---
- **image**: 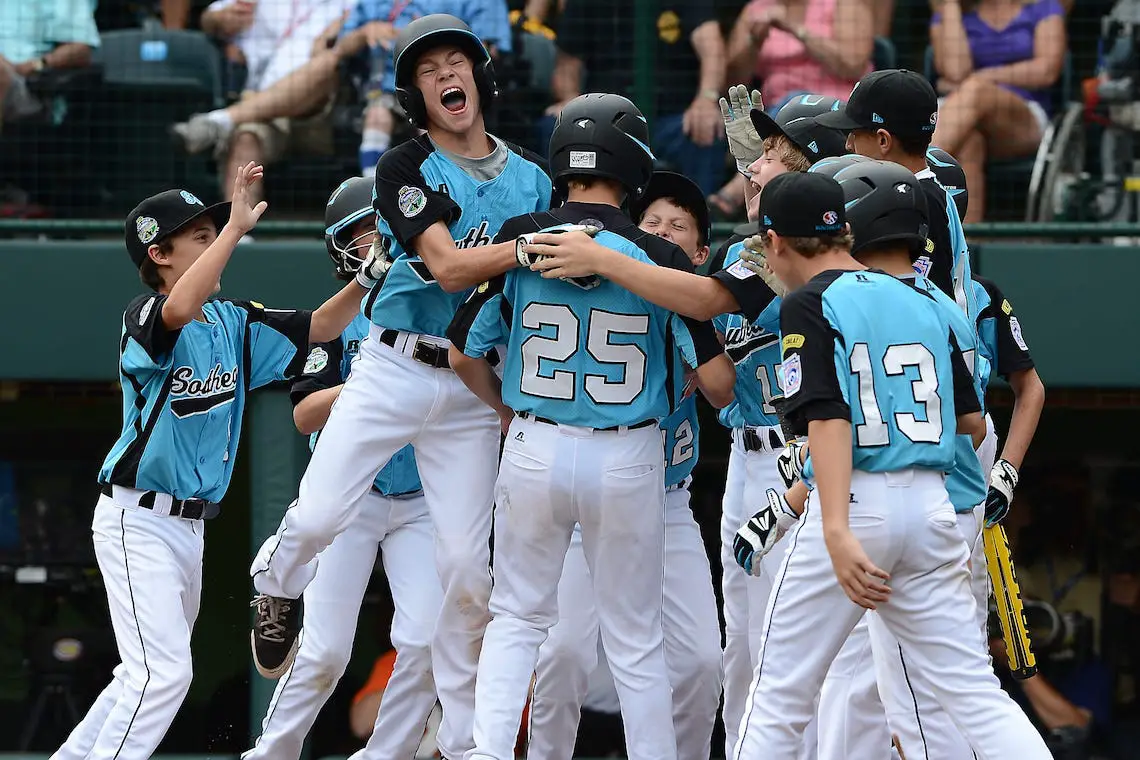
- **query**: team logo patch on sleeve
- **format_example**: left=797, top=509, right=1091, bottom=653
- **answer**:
left=913, top=255, right=932, bottom=277
left=1008, top=316, right=1029, bottom=351
left=782, top=354, right=802, bottom=397
left=138, top=296, right=156, bottom=325
left=1001, top=299, right=1013, bottom=315
left=725, top=259, right=757, bottom=280
left=303, top=347, right=329, bottom=375
left=397, top=185, right=427, bottom=218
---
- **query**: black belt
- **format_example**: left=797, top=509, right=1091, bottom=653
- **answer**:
left=100, top=483, right=220, bottom=520
left=743, top=426, right=785, bottom=453
left=517, top=410, right=657, bottom=432
left=378, top=329, right=500, bottom=369
left=380, top=329, right=451, bottom=369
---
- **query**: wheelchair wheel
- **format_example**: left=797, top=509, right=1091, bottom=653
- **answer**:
left=1029, top=104, right=1085, bottom=222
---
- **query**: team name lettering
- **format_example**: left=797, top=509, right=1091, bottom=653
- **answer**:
left=169, top=364, right=239, bottom=418
left=455, top=221, right=492, bottom=250
left=170, top=364, right=239, bottom=396
left=724, top=322, right=779, bottom=364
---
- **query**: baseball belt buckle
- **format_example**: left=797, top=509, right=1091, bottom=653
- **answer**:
left=412, top=339, right=446, bottom=368
left=177, top=498, right=219, bottom=520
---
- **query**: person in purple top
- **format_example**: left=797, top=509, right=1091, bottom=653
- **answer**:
left=928, top=0, right=1069, bottom=222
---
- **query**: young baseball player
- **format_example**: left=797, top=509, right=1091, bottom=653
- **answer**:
left=446, top=93, right=728, bottom=760
left=246, top=177, right=443, bottom=760
left=526, top=171, right=732, bottom=760
left=731, top=170, right=1050, bottom=760
left=247, top=16, right=552, bottom=759
left=714, top=91, right=848, bottom=760
left=55, top=165, right=367, bottom=760
left=817, top=69, right=978, bottom=322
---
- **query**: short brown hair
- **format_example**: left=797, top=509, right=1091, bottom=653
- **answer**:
left=138, top=239, right=173, bottom=291
left=764, top=135, right=812, bottom=174
left=758, top=228, right=854, bottom=258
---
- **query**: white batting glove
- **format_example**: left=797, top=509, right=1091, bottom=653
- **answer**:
left=734, top=488, right=800, bottom=576
left=515, top=223, right=601, bottom=268
left=740, top=235, right=788, bottom=297
left=719, top=85, right=766, bottom=176
left=985, top=459, right=1018, bottom=527
left=355, top=238, right=393, bottom=290
left=776, top=440, right=808, bottom=490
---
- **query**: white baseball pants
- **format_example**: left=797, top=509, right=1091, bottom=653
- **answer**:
left=53, top=492, right=204, bottom=760
left=246, top=490, right=441, bottom=760
left=251, top=328, right=500, bottom=759
left=817, top=616, right=891, bottom=760
left=467, top=415, right=676, bottom=760
left=527, top=483, right=721, bottom=760
left=733, top=469, right=1052, bottom=760
left=719, top=428, right=817, bottom=760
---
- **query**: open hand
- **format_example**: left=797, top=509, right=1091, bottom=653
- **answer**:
left=228, top=161, right=267, bottom=235
left=363, top=21, right=398, bottom=50
left=825, top=529, right=891, bottom=609
left=683, top=95, right=724, bottom=147
left=719, top=84, right=765, bottom=171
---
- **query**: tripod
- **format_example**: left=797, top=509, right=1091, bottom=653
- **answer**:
left=20, top=671, right=84, bottom=750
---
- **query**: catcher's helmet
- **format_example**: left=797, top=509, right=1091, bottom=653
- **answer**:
left=751, top=94, right=848, bottom=164
left=926, top=146, right=969, bottom=220
left=824, top=159, right=930, bottom=259
left=549, top=93, right=654, bottom=201
left=393, top=14, right=498, bottom=128
left=630, top=171, right=711, bottom=246
left=325, top=177, right=376, bottom=279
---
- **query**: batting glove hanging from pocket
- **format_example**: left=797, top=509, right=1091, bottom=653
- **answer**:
left=734, top=488, right=800, bottom=576
left=985, top=459, right=1019, bottom=527
left=776, top=440, right=808, bottom=491
left=515, top=223, right=600, bottom=268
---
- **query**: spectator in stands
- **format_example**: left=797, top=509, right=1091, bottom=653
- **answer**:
left=173, top=1, right=511, bottom=183
left=174, top=0, right=355, bottom=211
left=0, top=0, right=99, bottom=133
left=711, top=0, right=873, bottom=217
left=544, top=1, right=727, bottom=196
left=929, top=0, right=1068, bottom=223
left=874, top=0, right=895, bottom=37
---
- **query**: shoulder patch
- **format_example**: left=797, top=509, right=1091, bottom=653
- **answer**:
left=137, top=296, right=156, bottom=325
left=303, top=347, right=329, bottom=375
left=782, top=333, right=805, bottom=352
left=398, top=185, right=427, bottom=218
left=249, top=301, right=264, bottom=310
left=1001, top=298, right=1012, bottom=315
left=724, top=259, right=757, bottom=280
left=913, top=255, right=932, bottom=277
left=1008, top=316, right=1028, bottom=351
left=782, top=353, right=802, bottom=397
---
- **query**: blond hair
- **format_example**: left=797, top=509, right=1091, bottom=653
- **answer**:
left=755, top=228, right=854, bottom=258
left=763, top=135, right=812, bottom=174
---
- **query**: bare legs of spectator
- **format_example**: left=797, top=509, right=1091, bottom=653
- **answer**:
left=954, top=129, right=986, bottom=225
left=932, top=77, right=1044, bottom=221
left=172, top=49, right=340, bottom=156
left=872, top=0, right=895, bottom=38
left=0, top=61, right=13, bottom=130
left=226, top=131, right=266, bottom=207
left=360, top=102, right=395, bottom=178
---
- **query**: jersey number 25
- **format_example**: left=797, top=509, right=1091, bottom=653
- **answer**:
left=520, top=303, right=648, bottom=404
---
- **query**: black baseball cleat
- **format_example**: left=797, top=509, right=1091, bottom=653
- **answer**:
left=250, top=594, right=302, bottom=679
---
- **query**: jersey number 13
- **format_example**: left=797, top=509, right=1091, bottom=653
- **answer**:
left=849, top=342, right=943, bottom=446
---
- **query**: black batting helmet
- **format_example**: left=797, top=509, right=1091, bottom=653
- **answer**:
left=806, top=153, right=874, bottom=180
left=926, top=146, right=969, bottom=220
left=823, top=160, right=930, bottom=259
left=549, top=93, right=655, bottom=202
left=325, top=177, right=376, bottom=279
left=393, top=14, right=498, bottom=128
left=751, top=94, right=848, bottom=164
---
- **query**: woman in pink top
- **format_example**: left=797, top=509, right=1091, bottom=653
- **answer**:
left=711, top=0, right=874, bottom=216
left=930, top=0, right=1069, bottom=222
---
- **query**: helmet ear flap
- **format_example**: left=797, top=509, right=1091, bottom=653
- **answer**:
left=397, top=85, right=427, bottom=128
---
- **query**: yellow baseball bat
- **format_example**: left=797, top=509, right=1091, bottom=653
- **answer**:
left=983, top=524, right=1037, bottom=680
